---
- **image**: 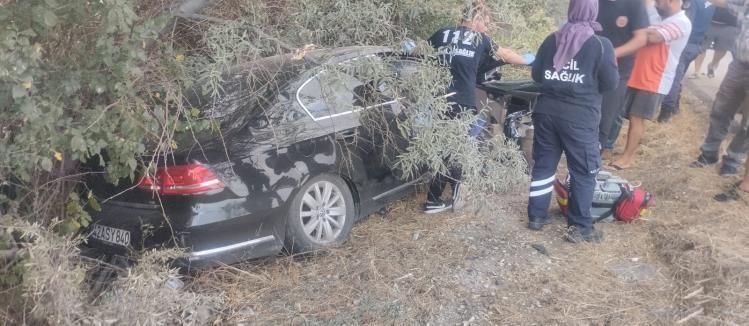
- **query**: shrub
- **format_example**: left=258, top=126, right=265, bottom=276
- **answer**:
left=1, top=0, right=561, bottom=323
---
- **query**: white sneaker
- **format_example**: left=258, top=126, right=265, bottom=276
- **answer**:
left=424, top=199, right=452, bottom=214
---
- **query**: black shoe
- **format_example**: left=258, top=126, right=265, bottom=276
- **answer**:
left=714, top=182, right=746, bottom=202
left=564, top=226, right=603, bottom=244
left=424, top=199, right=452, bottom=214
left=657, top=110, right=674, bottom=123
left=719, top=164, right=738, bottom=176
left=689, top=152, right=719, bottom=168
left=528, top=216, right=551, bottom=231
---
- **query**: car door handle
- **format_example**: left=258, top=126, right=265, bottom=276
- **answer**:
left=335, top=129, right=357, bottom=141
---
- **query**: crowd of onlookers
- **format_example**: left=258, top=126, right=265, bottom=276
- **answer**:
left=595, top=0, right=748, bottom=204
left=423, top=0, right=747, bottom=243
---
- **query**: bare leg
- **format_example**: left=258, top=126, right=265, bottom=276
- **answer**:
left=601, top=148, right=612, bottom=162
left=611, top=116, right=646, bottom=168
left=693, top=52, right=707, bottom=76
left=707, top=50, right=728, bottom=77
left=741, top=159, right=749, bottom=193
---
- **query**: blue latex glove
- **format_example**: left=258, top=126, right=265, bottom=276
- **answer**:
left=521, top=53, right=536, bottom=66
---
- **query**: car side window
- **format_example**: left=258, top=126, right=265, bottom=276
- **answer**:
left=390, top=58, right=422, bottom=77
left=297, top=70, right=363, bottom=120
left=374, top=58, right=423, bottom=113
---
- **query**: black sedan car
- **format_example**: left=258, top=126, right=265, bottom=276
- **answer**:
left=84, top=46, right=428, bottom=267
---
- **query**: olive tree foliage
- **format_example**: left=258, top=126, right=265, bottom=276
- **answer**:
left=0, top=0, right=204, bottom=224
left=321, top=55, right=527, bottom=195
left=182, top=0, right=562, bottom=195
left=0, top=0, right=559, bottom=221
left=0, top=1, right=217, bottom=321
left=0, top=0, right=559, bottom=323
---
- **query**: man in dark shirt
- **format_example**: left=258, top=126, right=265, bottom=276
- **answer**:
left=423, top=2, right=530, bottom=214
left=596, top=0, right=651, bottom=161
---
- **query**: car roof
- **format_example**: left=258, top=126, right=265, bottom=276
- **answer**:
left=186, top=46, right=396, bottom=120
left=304, top=46, right=394, bottom=63
left=227, top=46, right=394, bottom=75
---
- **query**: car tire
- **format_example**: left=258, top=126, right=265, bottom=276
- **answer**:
left=284, top=174, right=356, bottom=253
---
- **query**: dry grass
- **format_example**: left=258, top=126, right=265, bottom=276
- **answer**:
left=618, top=94, right=749, bottom=326
left=190, top=93, right=747, bottom=325
left=195, top=196, right=483, bottom=324
left=5, top=86, right=743, bottom=325
left=2, top=219, right=224, bottom=325
left=192, top=189, right=681, bottom=325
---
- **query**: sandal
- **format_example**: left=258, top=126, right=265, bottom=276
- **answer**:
left=606, top=163, right=628, bottom=171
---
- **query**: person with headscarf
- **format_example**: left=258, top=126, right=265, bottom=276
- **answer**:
left=527, top=0, right=619, bottom=243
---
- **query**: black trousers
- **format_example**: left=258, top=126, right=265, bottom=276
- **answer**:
left=598, top=75, right=629, bottom=149
left=427, top=167, right=461, bottom=202
left=426, top=104, right=481, bottom=202
left=528, top=113, right=600, bottom=231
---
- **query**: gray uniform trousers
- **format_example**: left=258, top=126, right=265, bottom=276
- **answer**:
left=699, top=60, right=749, bottom=168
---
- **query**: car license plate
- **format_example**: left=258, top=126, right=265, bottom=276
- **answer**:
left=90, top=224, right=131, bottom=247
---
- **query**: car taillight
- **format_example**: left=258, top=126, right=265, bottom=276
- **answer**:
left=137, top=164, right=224, bottom=195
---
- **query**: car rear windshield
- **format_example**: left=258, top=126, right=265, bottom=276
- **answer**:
left=175, top=55, right=309, bottom=146
left=185, top=55, right=307, bottom=121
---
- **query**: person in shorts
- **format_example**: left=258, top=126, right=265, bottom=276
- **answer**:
left=608, top=0, right=692, bottom=170
left=596, top=0, right=651, bottom=162
left=691, top=6, right=739, bottom=77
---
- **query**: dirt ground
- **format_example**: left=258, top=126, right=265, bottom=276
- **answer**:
left=193, top=92, right=748, bottom=325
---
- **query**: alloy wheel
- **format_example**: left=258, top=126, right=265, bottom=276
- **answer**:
left=299, top=181, right=347, bottom=244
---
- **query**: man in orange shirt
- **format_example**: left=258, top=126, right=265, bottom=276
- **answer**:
left=609, top=0, right=692, bottom=170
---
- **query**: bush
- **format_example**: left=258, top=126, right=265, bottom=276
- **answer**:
left=1, top=0, right=561, bottom=323
left=4, top=217, right=222, bottom=325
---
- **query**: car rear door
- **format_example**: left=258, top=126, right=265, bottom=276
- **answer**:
left=295, top=59, right=408, bottom=215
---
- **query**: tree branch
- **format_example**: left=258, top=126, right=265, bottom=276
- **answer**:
left=174, top=13, right=297, bottom=52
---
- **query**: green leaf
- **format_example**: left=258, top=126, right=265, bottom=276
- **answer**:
left=71, top=135, right=85, bottom=152
left=88, top=193, right=102, bottom=212
left=19, top=101, right=39, bottom=119
left=79, top=215, right=91, bottom=228
left=126, top=157, right=137, bottom=171
left=19, top=29, right=37, bottom=37
left=59, top=219, right=80, bottom=235
left=40, top=157, right=53, bottom=172
left=42, top=9, right=58, bottom=27
left=32, top=6, right=56, bottom=27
